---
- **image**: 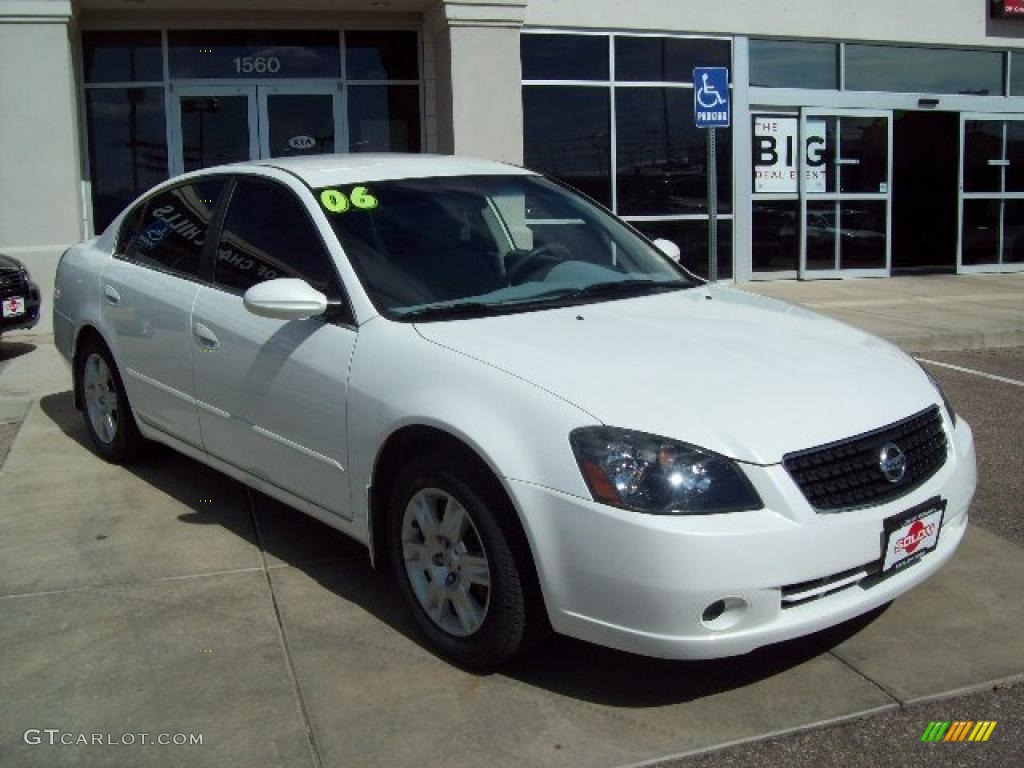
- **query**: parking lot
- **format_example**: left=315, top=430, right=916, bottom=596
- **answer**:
left=1, top=311, right=1023, bottom=767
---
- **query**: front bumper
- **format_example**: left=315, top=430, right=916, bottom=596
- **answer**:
left=0, top=279, right=41, bottom=333
left=509, top=416, right=976, bottom=660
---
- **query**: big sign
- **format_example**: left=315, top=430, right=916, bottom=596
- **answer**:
left=753, top=117, right=827, bottom=194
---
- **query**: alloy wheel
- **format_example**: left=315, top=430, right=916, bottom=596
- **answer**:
left=82, top=352, right=119, bottom=445
left=401, top=488, right=492, bottom=637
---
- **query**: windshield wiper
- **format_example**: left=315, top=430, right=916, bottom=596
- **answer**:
left=397, top=301, right=498, bottom=321
left=534, top=279, right=688, bottom=303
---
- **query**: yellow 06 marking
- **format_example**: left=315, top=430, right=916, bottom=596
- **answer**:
left=320, top=186, right=378, bottom=213
left=350, top=186, right=378, bottom=210
left=320, top=189, right=350, bottom=213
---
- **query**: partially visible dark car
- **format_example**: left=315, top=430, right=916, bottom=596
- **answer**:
left=0, top=253, right=41, bottom=336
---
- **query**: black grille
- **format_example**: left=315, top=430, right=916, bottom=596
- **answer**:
left=784, top=406, right=947, bottom=512
left=0, top=269, right=25, bottom=293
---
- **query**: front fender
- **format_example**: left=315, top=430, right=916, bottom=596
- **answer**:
left=346, top=319, right=597, bottom=529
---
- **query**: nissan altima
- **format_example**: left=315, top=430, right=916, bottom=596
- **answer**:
left=53, top=155, right=976, bottom=669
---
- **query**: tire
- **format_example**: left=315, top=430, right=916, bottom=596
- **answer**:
left=76, top=338, right=146, bottom=463
left=387, top=455, right=546, bottom=670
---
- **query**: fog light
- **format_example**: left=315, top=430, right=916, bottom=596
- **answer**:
left=700, top=596, right=750, bottom=631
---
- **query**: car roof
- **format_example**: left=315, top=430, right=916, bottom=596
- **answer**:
left=225, top=153, right=536, bottom=189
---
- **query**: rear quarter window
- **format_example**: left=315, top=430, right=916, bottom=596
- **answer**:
left=123, top=179, right=226, bottom=280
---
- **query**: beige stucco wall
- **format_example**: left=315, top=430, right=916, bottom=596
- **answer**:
left=428, top=1, right=526, bottom=164
left=525, top=0, right=1024, bottom=46
left=0, top=1, right=83, bottom=335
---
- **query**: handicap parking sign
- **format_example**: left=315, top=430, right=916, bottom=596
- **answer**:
left=694, top=67, right=730, bottom=128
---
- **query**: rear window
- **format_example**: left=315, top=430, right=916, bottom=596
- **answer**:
left=123, top=180, right=226, bottom=280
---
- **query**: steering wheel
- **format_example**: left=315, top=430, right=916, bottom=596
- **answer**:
left=505, top=243, right=573, bottom=285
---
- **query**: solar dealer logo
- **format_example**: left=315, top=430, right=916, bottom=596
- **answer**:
left=921, top=721, right=998, bottom=742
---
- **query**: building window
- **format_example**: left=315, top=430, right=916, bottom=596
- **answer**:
left=82, top=30, right=163, bottom=83
left=749, top=40, right=839, bottom=90
left=845, top=45, right=1005, bottom=96
left=522, top=32, right=734, bottom=280
left=521, top=33, right=609, bottom=81
left=168, top=30, right=341, bottom=79
left=81, top=28, right=423, bottom=233
left=345, top=31, right=421, bottom=153
left=523, top=86, right=611, bottom=207
left=615, top=36, right=729, bottom=83
left=84, top=88, right=168, bottom=235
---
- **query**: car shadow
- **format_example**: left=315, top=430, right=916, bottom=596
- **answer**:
left=39, top=389, right=890, bottom=708
left=0, top=339, right=36, bottom=364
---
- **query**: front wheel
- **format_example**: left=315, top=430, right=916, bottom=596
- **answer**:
left=388, top=457, right=545, bottom=670
left=76, top=338, right=145, bottom=463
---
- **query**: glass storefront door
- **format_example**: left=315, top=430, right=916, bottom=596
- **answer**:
left=799, top=109, right=892, bottom=277
left=751, top=108, right=892, bottom=279
left=174, top=86, right=258, bottom=174
left=171, top=84, right=342, bottom=174
left=258, top=84, right=342, bottom=159
left=959, top=114, right=1024, bottom=272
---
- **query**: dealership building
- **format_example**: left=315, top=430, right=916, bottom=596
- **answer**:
left=3, top=0, right=1024, bottom=332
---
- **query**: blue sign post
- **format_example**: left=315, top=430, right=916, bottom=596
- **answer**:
left=694, top=67, right=731, bottom=128
left=694, top=67, right=730, bottom=282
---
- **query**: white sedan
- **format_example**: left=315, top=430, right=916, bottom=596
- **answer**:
left=54, top=155, right=976, bottom=669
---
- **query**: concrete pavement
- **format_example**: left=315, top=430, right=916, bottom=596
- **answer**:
left=744, top=273, right=1024, bottom=352
left=2, top=282, right=1024, bottom=766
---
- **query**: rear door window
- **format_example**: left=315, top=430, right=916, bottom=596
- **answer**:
left=124, top=179, right=226, bottom=280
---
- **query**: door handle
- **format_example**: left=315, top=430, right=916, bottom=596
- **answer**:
left=193, top=322, right=219, bottom=349
left=103, top=285, right=121, bottom=305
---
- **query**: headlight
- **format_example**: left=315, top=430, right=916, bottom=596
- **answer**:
left=916, top=360, right=957, bottom=426
left=570, top=427, right=763, bottom=515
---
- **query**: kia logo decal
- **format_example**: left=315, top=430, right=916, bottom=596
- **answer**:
left=288, top=135, right=316, bottom=150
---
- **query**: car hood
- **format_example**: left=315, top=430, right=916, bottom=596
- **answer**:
left=414, top=285, right=939, bottom=465
left=0, top=252, right=25, bottom=272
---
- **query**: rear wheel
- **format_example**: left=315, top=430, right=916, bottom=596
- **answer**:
left=77, top=338, right=145, bottom=463
left=388, top=456, right=545, bottom=669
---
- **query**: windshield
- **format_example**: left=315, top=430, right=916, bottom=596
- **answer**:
left=315, top=174, right=698, bottom=320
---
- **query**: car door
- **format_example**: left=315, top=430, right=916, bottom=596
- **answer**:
left=100, top=178, right=227, bottom=448
left=190, top=175, right=357, bottom=517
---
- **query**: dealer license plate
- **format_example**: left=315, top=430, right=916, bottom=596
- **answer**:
left=882, top=498, right=945, bottom=572
left=2, top=296, right=25, bottom=318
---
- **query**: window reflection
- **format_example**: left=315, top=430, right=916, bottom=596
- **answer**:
left=752, top=201, right=798, bottom=272
left=962, top=200, right=1001, bottom=266
left=845, top=45, right=1004, bottom=95
left=964, top=121, right=1003, bottom=193
left=632, top=219, right=732, bottom=280
left=180, top=96, right=251, bottom=172
left=839, top=117, right=888, bottom=194
left=267, top=94, right=335, bottom=158
left=83, top=31, right=163, bottom=83
left=347, top=85, right=421, bottom=152
left=345, top=31, right=419, bottom=80
left=749, top=40, right=838, bottom=90
left=615, top=36, right=730, bottom=83
left=168, top=30, right=340, bottom=79
left=616, top=88, right=731, bottom=215
left=1005, top=201, right=1024, bottom=263
left=521, top=34, right=609, bottom=81
left=523, top=86, right=611, bottom=207
left=85, top=88, right=168, bottom=233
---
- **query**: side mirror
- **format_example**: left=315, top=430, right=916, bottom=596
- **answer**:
left=243, top=278, right=328, bottom=320
left=653, top=238, right=682, bottom=262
